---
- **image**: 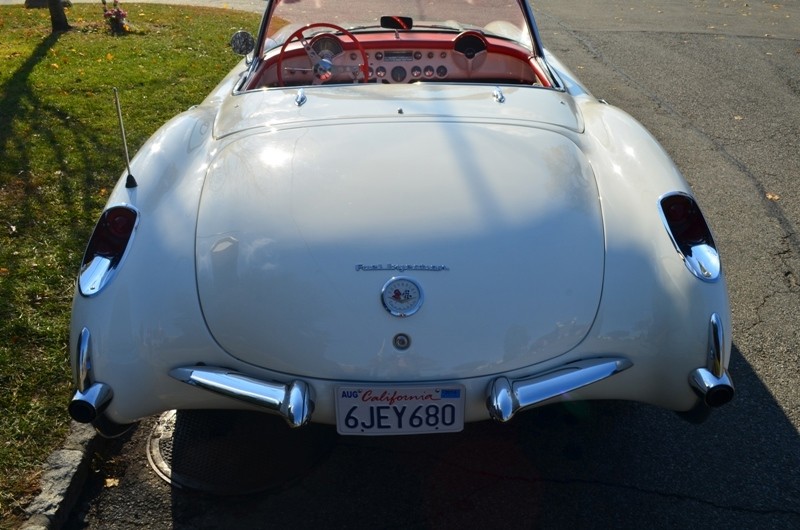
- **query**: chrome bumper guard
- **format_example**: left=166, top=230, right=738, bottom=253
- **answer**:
left=486, top=357, right=633, bottom=423
left=69, top=382, right=113, bottom=424
left=169, top=366, right=314, bottom=428
left=688, top=313, right=734, bottom=408
left=689, top=368, right=734, bottom=407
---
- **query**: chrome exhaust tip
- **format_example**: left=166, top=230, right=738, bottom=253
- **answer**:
left=689, top=368, right=734, bottom=408
left=68, top=382, right=113, bottom=424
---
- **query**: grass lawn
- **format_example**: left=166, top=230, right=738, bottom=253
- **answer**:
left=0, top=3, right=260, bottom=524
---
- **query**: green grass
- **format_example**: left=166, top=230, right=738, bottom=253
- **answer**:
left=0, top=4, right=260, bottom=524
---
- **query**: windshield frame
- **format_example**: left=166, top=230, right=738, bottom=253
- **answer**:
left=252, top=0, right=546, bottom=62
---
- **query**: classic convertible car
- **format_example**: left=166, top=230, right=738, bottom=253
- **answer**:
left=69, top=0, right=734, bottom=437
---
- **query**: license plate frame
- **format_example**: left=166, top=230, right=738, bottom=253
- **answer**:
left=335, top=385, right=465, bottom=436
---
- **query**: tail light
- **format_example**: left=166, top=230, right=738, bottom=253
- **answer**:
left=659, top=193, right=720, bottom=282
left=79, top=205, right=139, bottom=296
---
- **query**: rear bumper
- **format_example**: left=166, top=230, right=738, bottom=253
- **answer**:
left=161, top=353, right=733, bottom=428
left=486, top=357, right=632, bottom=422
left=164, top=357, right=634, bottom=427
left=70, top=313, right=734, bottom=433
left=168, top=366, right=314, bottom=428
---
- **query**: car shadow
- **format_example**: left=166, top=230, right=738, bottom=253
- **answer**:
left=63, top=343, right=800, bottom=528
left=66, top=344, right=789, bottom=528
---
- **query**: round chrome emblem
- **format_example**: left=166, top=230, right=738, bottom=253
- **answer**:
left=381, top=277, right=423, bottom=317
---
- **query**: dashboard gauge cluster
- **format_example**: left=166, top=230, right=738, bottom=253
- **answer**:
left=367, top=49, right=450, bottom=83
left=311, top=35, right=344, bottom=58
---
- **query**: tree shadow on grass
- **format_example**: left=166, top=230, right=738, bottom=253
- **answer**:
left=0, top=27, right=115, bottom=522
left=0, top=28, right=112, bottom=321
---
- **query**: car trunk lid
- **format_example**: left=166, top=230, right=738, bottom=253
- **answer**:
left=196, top=119, right=604, bottom=380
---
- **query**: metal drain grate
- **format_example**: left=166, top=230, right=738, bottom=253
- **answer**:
left=147, top=409, right=334, bottom=495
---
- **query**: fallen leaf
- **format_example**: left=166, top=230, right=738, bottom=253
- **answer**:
left=104, top=477, right=120, bottom=488
left=766, top=192, right=780, bottom=201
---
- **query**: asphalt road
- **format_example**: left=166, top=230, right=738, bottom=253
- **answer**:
left=60, top=0, right=800, bottom=528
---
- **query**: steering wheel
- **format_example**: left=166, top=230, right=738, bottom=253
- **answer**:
left=276, top=23, right=370, bottom=86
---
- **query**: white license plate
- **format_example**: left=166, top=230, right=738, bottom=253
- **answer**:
left=335, top=385, right=465, bottom=435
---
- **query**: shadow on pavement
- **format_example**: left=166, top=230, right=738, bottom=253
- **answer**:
left=65, top=344, right=800, bottom=528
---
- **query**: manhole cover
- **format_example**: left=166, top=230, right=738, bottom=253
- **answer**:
left=147, top=409, right=334, bottom=495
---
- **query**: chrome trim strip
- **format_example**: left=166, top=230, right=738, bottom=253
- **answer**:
left=487, top=357, right=632, bottom=422
left=76, top=327, right=91, bottom=392
left=355, top=263, right=450, bottom=272
left=169, top=366, right=314, bottom=428
left=708, top=312, right=725, bottom=377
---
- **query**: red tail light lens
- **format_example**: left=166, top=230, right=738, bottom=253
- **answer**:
left=79, top=205, right=139, bottom=296
left=661, top=194, right=707, bottom=246
left=83, top=206, right=138, bottom=265
left=659, top=193, right=720, bottom=281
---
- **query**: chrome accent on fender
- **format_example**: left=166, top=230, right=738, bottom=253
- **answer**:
left=69, top=382, right=113, bottom=424
left=70, top=327, right=125, bottom=431
left=493, top=87, right=505, bottom=103
left=487, top=357, right=633, bottom=422
left=708, top=312, right=727, bottom=377
left=79, top=256, right=114, bottom=297
left=75, top=327, right=91, bottom=392
left=169, top=366, right=314, bottom=428
left=295, top=88, right=307, bottom=107
left=688, top=313, right=734, bottom=407
left=686, top=244, right=720, bottom=281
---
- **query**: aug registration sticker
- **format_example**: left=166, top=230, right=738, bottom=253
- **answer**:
left=335, top=385, right=465, bottom=435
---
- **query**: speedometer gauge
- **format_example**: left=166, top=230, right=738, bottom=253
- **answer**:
left=312, top=35, right=344, bottom=57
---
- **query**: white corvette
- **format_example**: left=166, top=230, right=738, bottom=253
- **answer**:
left=69, top=0, right=734, bottom=437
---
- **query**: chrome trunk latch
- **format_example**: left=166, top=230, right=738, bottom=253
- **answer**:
left=295, top=88, right=307, bottom=107
left=493, top=87, right=506, bottom=104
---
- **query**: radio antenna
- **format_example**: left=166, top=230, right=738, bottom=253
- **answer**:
left=113, top=87, right=138, bottom=189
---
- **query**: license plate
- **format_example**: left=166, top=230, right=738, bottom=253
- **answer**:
left=335, top=385, right=465, bottom=435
